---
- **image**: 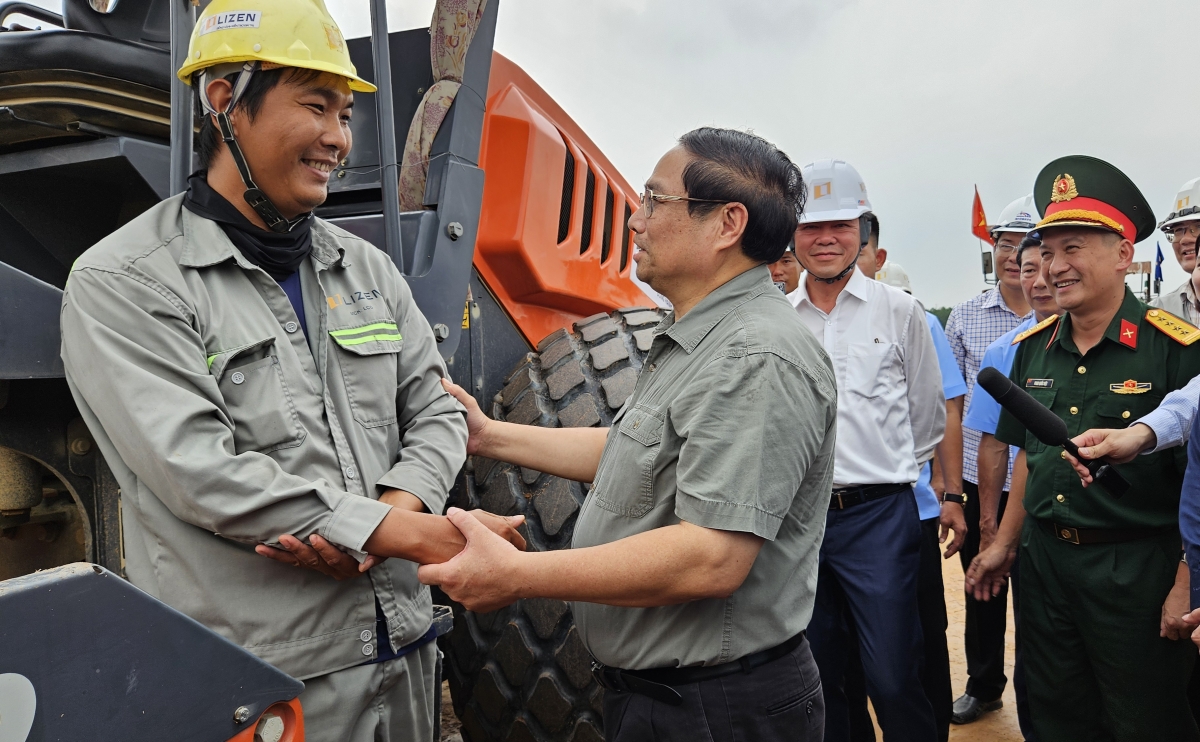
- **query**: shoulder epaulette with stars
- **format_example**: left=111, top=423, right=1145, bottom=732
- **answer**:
left=1011, top=314, right=1060, bottom=345
left=1146, top=309, right=1200, bottom=346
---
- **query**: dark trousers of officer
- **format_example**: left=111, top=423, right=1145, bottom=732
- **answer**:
left=601, top=637, right=824, bottom=742
left=1020, top=520, right=1198, bottom=741
left=808, top=489, right=937, bottom=742
left=957, top=481, right=1009, bottom=703
left=844, top=516, right=952, bottom=742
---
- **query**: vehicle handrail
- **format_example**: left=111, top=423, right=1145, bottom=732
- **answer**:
left=0, top=1, right=65, bottom=28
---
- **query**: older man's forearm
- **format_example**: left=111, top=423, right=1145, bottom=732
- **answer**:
left=937, top=397, right=964, bottom=493
left=509, top=522, right=764, bottom=607
left=976, top=432, right=1010, bottom=538
left=476, top=420, right=610, bottom=483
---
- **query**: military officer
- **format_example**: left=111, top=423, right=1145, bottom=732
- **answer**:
left=965, top=155, right=1200, bottom=741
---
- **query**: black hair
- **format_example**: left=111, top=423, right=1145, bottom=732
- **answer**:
left=1016, top=233, right=1041, bottom=267
left=196, top=66, right=326, bottom=168
left=677, top=127, right=806, bottom=263
left=865, top=213, right=880, bottom=244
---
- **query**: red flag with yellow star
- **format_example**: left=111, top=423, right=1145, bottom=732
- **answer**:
left=972, top=186, right=993, bottom=244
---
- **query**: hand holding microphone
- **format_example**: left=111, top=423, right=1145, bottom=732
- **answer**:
left=976, top=367, right=1130, bottom=497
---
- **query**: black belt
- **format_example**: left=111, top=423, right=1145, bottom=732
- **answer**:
left=829, top=483, right=909, bottom=510
left=591, top=631, right=807, bottom=707
left=1037, top=518, right=1171, bottom=545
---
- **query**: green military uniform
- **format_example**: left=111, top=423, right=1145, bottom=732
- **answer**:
left=995, top=156, right=1200, bottom=741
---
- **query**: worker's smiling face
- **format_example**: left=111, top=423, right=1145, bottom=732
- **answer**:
left=768, top=251, right=801, bottom=293
left=793, top=219, right=860, bottom=280
left=1039, top=227, right=1132, bottom=312
left=1018, top=245, right=1058, bottom=319
left=993, top=232, right=1024, bottom=291
left=1170, top=219, right=1199, bottom=273
left=224, top=71, right=354, bottom=218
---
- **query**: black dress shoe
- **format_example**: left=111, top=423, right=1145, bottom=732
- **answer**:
left=950, top=693, right=1003, bottom=724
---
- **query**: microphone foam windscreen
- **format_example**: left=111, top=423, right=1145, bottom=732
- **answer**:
left=976, top=367, right=1069, bottom=447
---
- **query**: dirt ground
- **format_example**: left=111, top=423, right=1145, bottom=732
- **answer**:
left=439, top=555, right=1025, bottom=742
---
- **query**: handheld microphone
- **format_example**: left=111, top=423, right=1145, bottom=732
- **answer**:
left=976, top=367, right=1130, bottom=498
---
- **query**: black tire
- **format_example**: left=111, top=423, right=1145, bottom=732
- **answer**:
left=440, top=306, right=666, bottom=742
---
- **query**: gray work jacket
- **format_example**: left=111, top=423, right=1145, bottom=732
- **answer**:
left=60, top=195, right=467, bottom=680
left=1152, top=279, right=1199, bottom=325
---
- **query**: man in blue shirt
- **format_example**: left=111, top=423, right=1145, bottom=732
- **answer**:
left=962, top=235, right=1058, bottom=741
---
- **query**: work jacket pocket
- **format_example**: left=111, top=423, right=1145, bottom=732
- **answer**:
left=594, top=404, right=663, bottom=518
left=210, top=337, right=304, bottom=453
left=330, top=321, right=403, bottom=428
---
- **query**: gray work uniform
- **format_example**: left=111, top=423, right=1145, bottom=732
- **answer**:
left=572, top=266, right=837, bottom=671
left=1152, top=278, right=1198, bottom=324
left=60, top=195, right=466, bottom=737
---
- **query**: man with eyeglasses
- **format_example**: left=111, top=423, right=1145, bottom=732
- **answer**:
left=1152, top=178, right=1200, bottom=323
left=790, top=159, right=945, bottom=742
left=944, top=194, right=1036, bottom=725
left=423, top=127, right=836, bottom=742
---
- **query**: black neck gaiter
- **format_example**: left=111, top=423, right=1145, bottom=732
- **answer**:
left=183, top=172, right=313, bottom=281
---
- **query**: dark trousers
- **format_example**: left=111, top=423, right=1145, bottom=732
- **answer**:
left=1020, top=520, right=1198, bottom=741
left=601, top=637, right=824, bottom=742
left=957, top=480, right=1009, bottom=702
left=808, top=489, right=937, bottom=742
left=843, top=517, right=952, bottom=742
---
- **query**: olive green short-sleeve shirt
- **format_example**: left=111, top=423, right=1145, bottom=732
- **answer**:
left=996, top=288, right=1200, bottom=529
left=571, top=266, right=837, bottom=670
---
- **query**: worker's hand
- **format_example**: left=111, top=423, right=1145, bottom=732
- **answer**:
left=964, top=543, right=1015, bottom=602
left=418, top=507, right=523, bottom=612
left=468, top=509, right=528, bottom=551
left=442, top=378, right=492, bottom=456
left=1162, top=565, right=1193, bottom=641
left=255, top=533, right=383, bottom=579
left=938, top=501, right=967, bottom=558
left=1064, top=425, right=1156, bottom=486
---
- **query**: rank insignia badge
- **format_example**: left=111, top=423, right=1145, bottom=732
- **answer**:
left=1110, top=379, right=1151, bottom=394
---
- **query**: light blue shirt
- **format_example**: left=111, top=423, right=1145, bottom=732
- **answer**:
left=963, top=316, right=1037, bottom=435
left=913, top=312, right=967, bottom=520
left=1140, top=372, right=1200, bottom=452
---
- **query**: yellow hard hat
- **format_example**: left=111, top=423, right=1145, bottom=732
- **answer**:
left=176, top=0, right=376, bottom=93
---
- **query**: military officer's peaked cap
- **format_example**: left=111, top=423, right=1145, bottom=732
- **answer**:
left=1033, top=155, right=1155, bottom=243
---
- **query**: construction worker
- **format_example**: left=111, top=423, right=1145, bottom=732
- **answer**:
left=58, top=1, right=526, bottom=739
left=842, top=247, right=966, bottom=742
left=944, top=194, right=1037, bottom=725
left=1152, top=177, right=1200, bottom=323
left=790, top=159, right=944, bottom=742
left=425, top=128, right=834, bottom=742
left=966, top=156, right=1200, bottom=740
left=961, top=232, right=1060, bottom=741
left=769, top=241, right=802, bottom=293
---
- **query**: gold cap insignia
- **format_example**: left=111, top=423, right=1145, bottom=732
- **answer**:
left=1051, top=174, right=1078, bottom=203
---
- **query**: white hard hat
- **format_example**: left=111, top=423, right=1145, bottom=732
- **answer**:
left=876, top=260, right=912, bottom=294
left=798, top=159, right=872, bottom=223
left=990, top=195, right=1040, bottom=236
left=1159, top=177, right=1200, bottom=230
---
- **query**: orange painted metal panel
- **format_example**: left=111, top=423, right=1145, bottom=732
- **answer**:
left=474, top=53, right=653, bottom=346
left=225, top=698, right=305, bottom=742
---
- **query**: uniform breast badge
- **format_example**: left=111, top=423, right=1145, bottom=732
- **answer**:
left=1110, top=380, right=1151, bottom=394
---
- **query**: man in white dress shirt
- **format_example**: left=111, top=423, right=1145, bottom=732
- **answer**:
left=789, top=160, right=945, bottom=742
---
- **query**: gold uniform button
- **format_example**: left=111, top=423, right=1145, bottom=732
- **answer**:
left=1061, top=529, right=1072, bottom=539
left=1077, top=366, right=1087, bottom=374
left=1122, top=411, right=1131, bottom=419
left=1149, top=310, right=1160, bottom=317
left=1070, top=406, right=1079, bottom=415
left=1057, top=494, right=1065, bottom=503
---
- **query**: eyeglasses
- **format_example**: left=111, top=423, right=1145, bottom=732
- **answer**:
left=1165, top=223, right=1200, bottom=243
left=640, top=187, right=730, bottom=218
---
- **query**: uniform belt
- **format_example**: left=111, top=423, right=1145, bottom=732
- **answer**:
left=1036, top=518, right=1171, bottom=545
left=829, top=483, right=909, bottom=510
left=590, top=631, right=807, bottom=707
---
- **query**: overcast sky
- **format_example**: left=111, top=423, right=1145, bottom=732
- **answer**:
left=19, top=0, right=1200, bottom=308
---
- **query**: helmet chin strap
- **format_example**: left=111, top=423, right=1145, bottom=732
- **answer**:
left=809, top=214, right=872, bottom=285
left=200, top=63, right=309, bottom=234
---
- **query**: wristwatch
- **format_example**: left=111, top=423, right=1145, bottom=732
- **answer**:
left=941, top=492, right=967, bottom=505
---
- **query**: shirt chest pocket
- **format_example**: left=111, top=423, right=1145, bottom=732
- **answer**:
left=1095, top=391, right=1162, bottom=428
left=330, top=321, right=403, bottom=428
left=594, top=404, right=664, bottom=519
left=844, top=342, right=900, bottom=399
left=209, top=337, right=305, bottom=453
